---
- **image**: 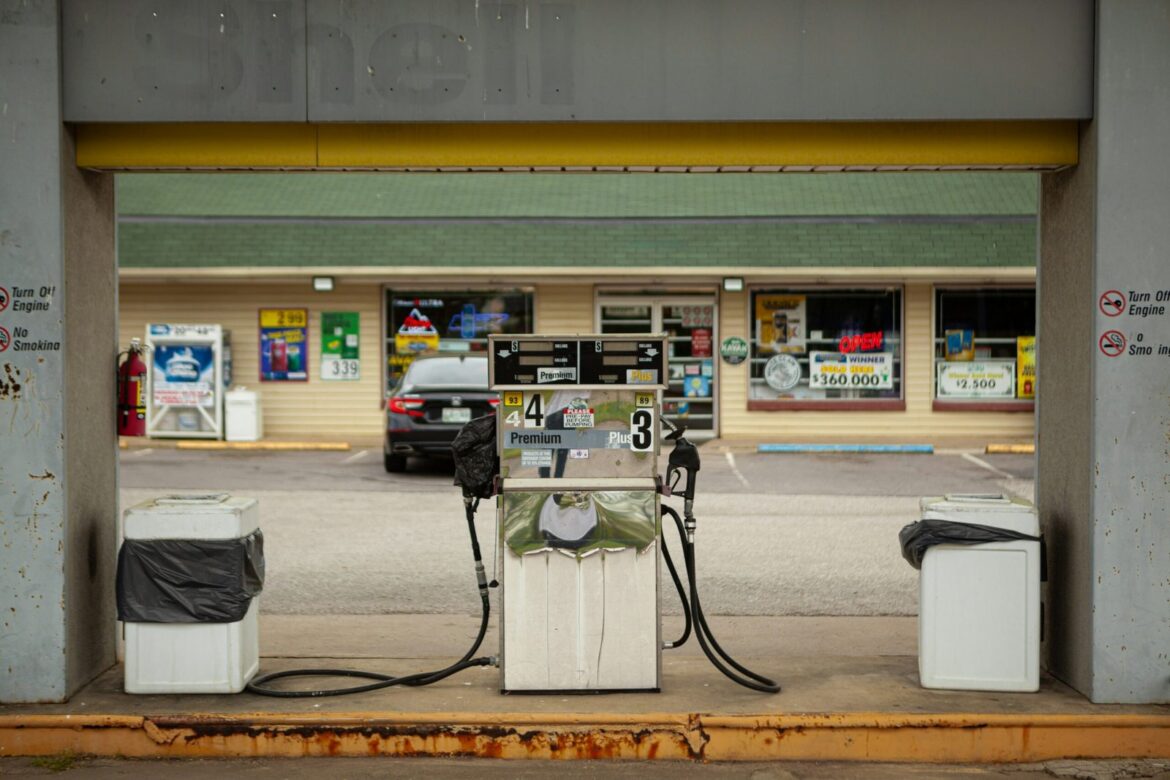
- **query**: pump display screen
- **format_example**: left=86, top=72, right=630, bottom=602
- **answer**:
left=491, top=336, right=666, bottom=388
left=579, top=340, right=665, bottom=385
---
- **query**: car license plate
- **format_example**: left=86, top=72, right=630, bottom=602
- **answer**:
left=442, top=407, right=472, bottom=424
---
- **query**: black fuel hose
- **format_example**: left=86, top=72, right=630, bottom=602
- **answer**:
left=660, top=507, right=692, bottom=649
left=661, top=505, right=781, bottom=694
left=246, top=500, right=494, bottom=698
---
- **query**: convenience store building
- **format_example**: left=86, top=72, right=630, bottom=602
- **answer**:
left=117, top=172, right=1038, bottom=444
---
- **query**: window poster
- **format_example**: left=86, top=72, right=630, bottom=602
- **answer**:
left=321, top=312, right=360, bottom=381
left=386, top=291, right=533, bottom=389
left=1016, top=336, right=1036, bottom=399
left=755, top=294, right=807, bottom=354
left=259, top=308, right=308, bottom=381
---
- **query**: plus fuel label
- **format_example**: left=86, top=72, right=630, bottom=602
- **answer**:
left=1097, top=287, right=1170, bottom=359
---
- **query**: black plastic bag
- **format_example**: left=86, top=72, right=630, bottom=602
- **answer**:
left=116, top=530, right=264, bottom=623
left=899, top=519, right=1040, bottom=570
left=452, top=413, right=499, bottom=500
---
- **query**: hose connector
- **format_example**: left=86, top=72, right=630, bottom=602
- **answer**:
left=474, top=561, right=488, bottom=591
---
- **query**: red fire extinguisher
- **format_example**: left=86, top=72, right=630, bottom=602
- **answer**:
left=117, top=339, right=147, bottom=437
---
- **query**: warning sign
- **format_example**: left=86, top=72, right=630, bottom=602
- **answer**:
left=1099, top=330, right=1126, bottom=357
left=1099, top=290, right=1126, bottom=317
left=0, top=286, right=9, bottom=313
left=0, top=326, right=9, bottom=352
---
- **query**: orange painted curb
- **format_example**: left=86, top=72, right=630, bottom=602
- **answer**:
left=2, top=711, right=1168, bottom=762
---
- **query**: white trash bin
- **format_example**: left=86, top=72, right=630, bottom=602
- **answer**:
left=917, top=494, right=1040, bottom=692
left=121, top=494, right=261, bottom=694
left=225, top=387, right=263, bottom=442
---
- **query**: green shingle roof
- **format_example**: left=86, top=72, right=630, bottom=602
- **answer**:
left=116, top=173, right=1037, bottom=270
left=117, top=173, right=1037, bottom=219
left=118, top=220, right=1034, bottom=269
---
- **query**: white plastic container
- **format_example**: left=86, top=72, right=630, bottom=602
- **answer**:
left=122, top=494, right=260, bottom=694
left=225, top=388, right=263, bottom=442
left=917, top=494, right=1040, bottom=692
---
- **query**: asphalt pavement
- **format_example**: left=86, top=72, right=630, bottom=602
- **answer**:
left=118, top=446, right=1035, bottom=617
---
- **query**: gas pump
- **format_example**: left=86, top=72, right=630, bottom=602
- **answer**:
left=490, top=334, right=667, bottom=692
left=490, top=334, right=779, bottom=694
left=246, top=333, right=776, bottom=697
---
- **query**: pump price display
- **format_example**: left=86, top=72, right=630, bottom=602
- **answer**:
left=491, top=336, right=667, bottom=388
left=808, top=352, right=893, bottom=389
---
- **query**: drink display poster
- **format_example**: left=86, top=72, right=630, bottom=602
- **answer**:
left=260, top=308, right=308, bottom=381
left=321, top=311, right=360, bottom=381
left=152, top=344, right=215, bottom=407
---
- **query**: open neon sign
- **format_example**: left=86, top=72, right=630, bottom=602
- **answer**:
left=839, top=331, right=884, bottom=353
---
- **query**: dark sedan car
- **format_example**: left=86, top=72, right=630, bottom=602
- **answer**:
left=383, top=354, right=498, bottom=472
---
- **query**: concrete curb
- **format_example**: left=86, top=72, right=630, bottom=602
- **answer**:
left=986, top=443, right=1036, bottom=454
left=119, top=438, right=367, bottom=452
left=174, top=441, right=352, bottom=452
left=758, top=444, right=935, bottom=454
left=3, top=711, right=1169, bottom=762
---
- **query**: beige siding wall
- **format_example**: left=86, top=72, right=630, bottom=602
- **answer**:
left=535, top=283, right=595, bottom=334
left=121, top=278, right=1034, bottom=444
left=717, top=282, right=1035, bottom=443
left=120, top=281, right=384, bottom=442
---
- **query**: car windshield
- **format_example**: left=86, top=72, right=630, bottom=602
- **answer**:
left=404, top=357, right=488, bottom=388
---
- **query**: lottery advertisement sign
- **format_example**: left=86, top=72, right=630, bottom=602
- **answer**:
left=260, top=308, right=308, bottom=381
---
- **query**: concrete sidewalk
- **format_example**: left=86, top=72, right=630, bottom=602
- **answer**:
left=2, top=615, right=1167, bottom=763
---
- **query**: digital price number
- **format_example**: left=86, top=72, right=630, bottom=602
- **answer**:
left=809, top=371, right=885, bottom=388
left=950, top=377, right=998, bottom=391
left=321, top=357, right=360, bottom=380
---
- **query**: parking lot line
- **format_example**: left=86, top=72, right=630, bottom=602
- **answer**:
left=961, top=452, right=1014, bottom=480
left=724, top=451, right=751, bottom=489
left=341, top=449, right=370, bottom=464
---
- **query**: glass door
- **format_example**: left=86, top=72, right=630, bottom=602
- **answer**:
left=598, top=296, right=718, bottom=439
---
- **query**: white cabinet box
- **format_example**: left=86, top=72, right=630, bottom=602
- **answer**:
left=917, top=494, right=1040, bottom=692
left=122, top=494, right=260, bottom=694
left=225, top=388, right=263, bottom=442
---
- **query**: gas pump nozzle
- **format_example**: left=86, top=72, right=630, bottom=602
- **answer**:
left=662, top=417, right=701, bottom=538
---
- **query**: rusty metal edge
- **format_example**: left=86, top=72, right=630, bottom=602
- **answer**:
left=3, top=711, right=1169, bottom=762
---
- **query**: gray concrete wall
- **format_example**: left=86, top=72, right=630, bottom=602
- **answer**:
left=1087, top=0, right=1170, bottom=704
left=62, top=127, right=118, bottom=695
left=0, top=2, right=117, bottom=703
left=1038, top=123, right=1097, bottom=696
left=1039, top=1, right=1170, bottom=704
left=62, top=0, right=1093, bottom=122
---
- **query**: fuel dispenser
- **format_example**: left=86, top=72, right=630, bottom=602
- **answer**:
left=246, top=333, right=777, bottom=697
left=490, top=334, right=667, bottom=692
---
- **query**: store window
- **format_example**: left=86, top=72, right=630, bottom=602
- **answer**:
left=934, top=288, right=1036, bottom=408
left=384, top=289, right=534, bottom=392
left=748, top=288, right=903, bottom=409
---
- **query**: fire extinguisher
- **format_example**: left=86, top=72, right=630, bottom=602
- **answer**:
left=117, top=339, right=147, bottom=437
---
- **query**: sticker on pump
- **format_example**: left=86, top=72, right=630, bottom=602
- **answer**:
left=629, top=408, right=655, bottom=452
left=562, top=398, right=594, bottom=428
left=522, top=392, right=545, bottom=429
left=635, top=392, right=655, bottom=407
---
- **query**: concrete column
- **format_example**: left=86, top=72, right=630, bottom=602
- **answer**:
left=0, top=2, right=117, bottom=702
left=1039, top=1, right=1170, bottom=704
